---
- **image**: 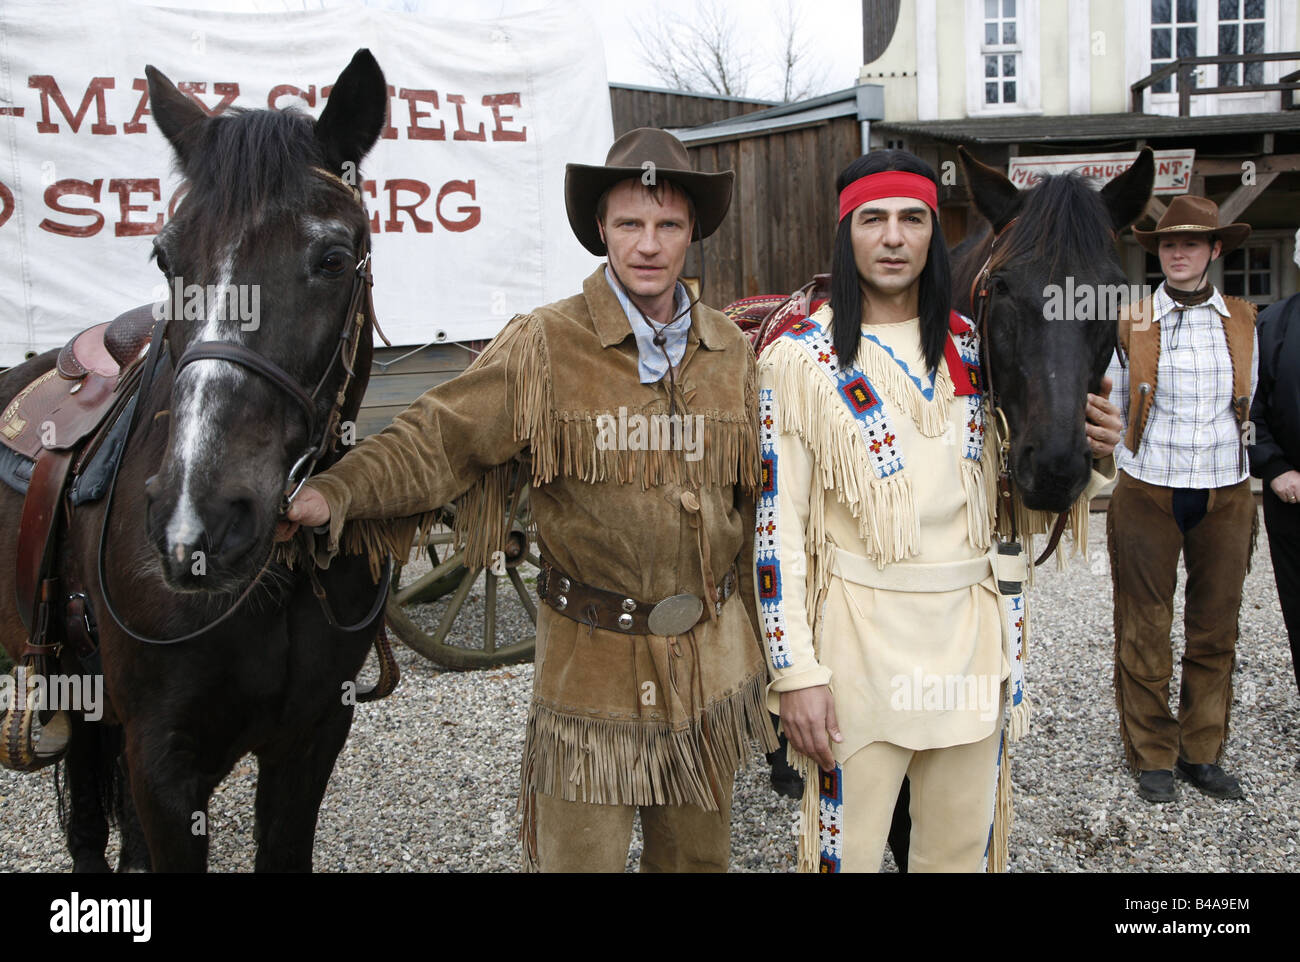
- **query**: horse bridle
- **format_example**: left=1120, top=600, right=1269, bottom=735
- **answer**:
left=95, top=167, right=392, bottom=644
left=969, top=217, right=1072, bottom=567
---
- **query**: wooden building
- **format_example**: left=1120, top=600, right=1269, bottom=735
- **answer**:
left=669, top=86, right=885, bottom=310
left=874, top=95, right=1300, bottom=305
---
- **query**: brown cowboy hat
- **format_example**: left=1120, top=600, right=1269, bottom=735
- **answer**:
left=564, top=127, right=735, bottom=256
left=1132, top=195, right=1251, bottom=255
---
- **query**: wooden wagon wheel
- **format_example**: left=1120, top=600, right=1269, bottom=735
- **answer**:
left=383, top=484, right=539, bottom=669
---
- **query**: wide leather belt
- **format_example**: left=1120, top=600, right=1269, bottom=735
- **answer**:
left=537, top=560, right=738, bottom=636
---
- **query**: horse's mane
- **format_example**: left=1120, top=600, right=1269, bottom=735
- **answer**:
left=951, top=172, right=1119, bottom=314
left=176, top=107, right=327, bottom=246
left=995, top=172, right=1117, bottom=279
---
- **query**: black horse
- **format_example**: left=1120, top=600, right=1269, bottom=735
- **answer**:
left=952, top=146, right=1155, bottom=512
left=0, top=50, right=390, bottom=871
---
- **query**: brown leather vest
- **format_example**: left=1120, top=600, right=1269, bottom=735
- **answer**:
left=1116, top=291, right=1257, bottom=456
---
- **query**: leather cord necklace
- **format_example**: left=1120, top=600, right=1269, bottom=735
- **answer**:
left=605, top=253, right=703, bottom=432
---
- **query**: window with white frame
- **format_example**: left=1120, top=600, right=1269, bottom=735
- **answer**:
left=982, top=0, right=1020, bottom=106
left=1217, top=0, right=1266, bottom=87
left=1150, top=0, right=1198, bottom=94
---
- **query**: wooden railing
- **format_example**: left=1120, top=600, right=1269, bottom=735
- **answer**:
left=1130, top=51, right=1300, bottom=115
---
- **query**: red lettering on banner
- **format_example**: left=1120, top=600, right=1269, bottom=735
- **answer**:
left=399, top=88, right=445, bottom=141
left=483, top=94, right=526, bottom=141
left=29, top=75, right=116, bottom=134
left=437, top=180, right=480, bottom=232
left=269, top=84, right=317, bottom=110
left=40, top=179, right=104, bottom=236
left=108, top=179, right=163, bottom=236
left=446, top=95, right=485, bottom=141
left=124, top=78, right=151, bottom=134
left=384, top=179, right=434, bottom=233
left=0, top=180, right=13, bottom=228
left=177, top=82, right=240, bottom=116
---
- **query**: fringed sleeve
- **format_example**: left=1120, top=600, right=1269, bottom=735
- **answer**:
left=755, top=348, right=832, bottom=702
left=303, top=313, right=543, bottom=577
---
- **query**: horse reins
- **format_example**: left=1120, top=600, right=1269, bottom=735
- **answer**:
left=95, top=167, right=392, bottom=644
left=969, top=217, right=1072, bottom=567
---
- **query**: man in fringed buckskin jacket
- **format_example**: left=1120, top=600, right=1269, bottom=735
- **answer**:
left=281, top=127, right=776, bottom=872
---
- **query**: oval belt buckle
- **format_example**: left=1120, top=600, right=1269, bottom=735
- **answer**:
left=647, top=594, right=704, bottom=637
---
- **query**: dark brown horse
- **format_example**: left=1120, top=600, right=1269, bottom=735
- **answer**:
left=0, top=50, right=390, bottom=871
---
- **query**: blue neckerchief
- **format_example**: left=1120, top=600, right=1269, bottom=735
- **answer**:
left=605, top=266, right=692, bottom=385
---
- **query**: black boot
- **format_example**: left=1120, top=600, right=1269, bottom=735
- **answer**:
left=1175, top=759, right=1244, bottom=800
left=1137, top=769, right=1176, bottom=802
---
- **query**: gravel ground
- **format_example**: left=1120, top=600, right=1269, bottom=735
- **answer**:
left=1, top=510, right=1296, bottom=872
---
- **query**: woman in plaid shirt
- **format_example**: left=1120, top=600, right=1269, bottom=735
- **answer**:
left=1106, top=196, right=1258, bottom=804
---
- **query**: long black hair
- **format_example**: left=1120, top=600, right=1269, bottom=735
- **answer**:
left=829, top=150, right=951, bottom=375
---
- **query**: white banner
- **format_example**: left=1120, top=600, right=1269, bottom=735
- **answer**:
left=1006, top=150, right=1197, bottom=197
left=0, top=0, right=613, bottom=365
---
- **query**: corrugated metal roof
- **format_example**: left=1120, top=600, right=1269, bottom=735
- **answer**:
left=669, top=85, right=885, bottom=143
left=874, top=111, right=1300, bottom=144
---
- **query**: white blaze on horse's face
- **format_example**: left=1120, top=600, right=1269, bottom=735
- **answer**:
left=850, top=195, right=933, bottom=309
left=165, top=241, right=246, bottom=560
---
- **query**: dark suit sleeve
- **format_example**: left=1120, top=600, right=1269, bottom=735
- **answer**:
left=1249, top=300, right=1294, bottom=484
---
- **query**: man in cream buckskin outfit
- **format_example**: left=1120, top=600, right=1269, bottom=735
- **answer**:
left=759, top=150, right=1121, bottom=872
left=282, top=128, right=776, bottom=872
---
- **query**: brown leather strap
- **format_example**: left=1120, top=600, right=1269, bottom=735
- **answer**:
left=64, top=591, right=98, bottom=661
left=537, top=560, right=738, bottom=636
left=1033, top=510, right=1072, bottom=567
left=175, top=340, right=318, bottom=438
left=356, top=622, right=400, bottom=702
left=15, top=449, right=74, bottom=632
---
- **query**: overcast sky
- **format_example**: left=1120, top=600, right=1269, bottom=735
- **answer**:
left=573, top=0, right=865, bottom=101
left=140, top=0, right=866, bottom=102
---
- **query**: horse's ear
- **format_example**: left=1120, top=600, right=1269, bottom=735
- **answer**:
left=146, top=65, right=206, bottom=168
left=1100, top=147, right=1155, bottom=231
left=958, top=145, right=1021, bottom=232
left=316, top=49, right=387, bottom=173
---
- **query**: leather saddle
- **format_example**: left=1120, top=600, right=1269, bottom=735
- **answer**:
left=0, top=305, right=154, bottom=771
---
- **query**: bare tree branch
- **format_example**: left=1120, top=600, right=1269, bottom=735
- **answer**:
left=774, top=0, right=830, bottom=103
left=631, top=0, right=752, bottom=97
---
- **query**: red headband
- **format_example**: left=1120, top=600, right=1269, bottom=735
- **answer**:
left=838, top=171, right=938, bottom=222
